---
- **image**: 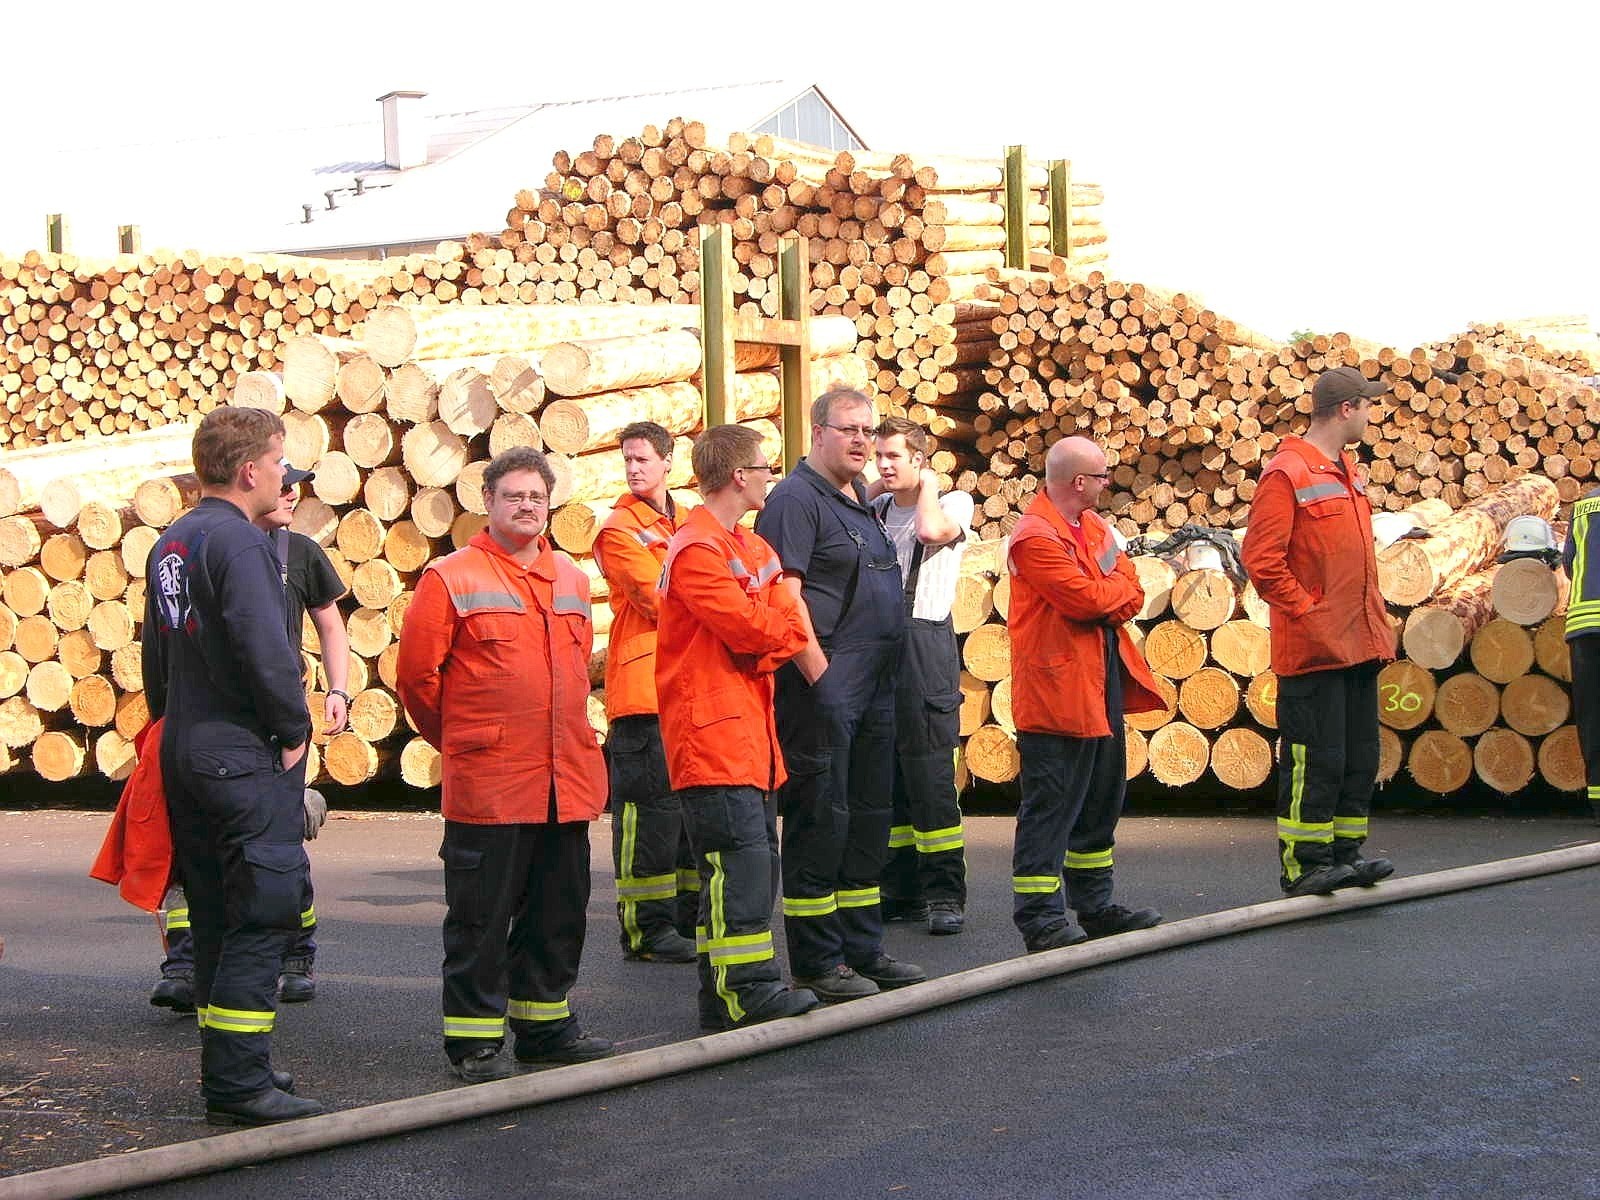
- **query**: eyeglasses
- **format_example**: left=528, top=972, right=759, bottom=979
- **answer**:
left=496, top=492, right=550, bottom=508
left=823, top=423, right=873, bottom=440
left=1078, top=472, right=1111, bottom=482
left=738, top=463, right=782, bottom=475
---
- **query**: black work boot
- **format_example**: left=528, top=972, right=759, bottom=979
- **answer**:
left=515, top=1028, right=616, bottom=1067
left=1336, top=858, right=1395, bottom=887
left=1024, top=922, right=1089, bottom=953
left=881, top=898, right=930, bottom=923
left=850, top=953, right=926, bottom=989
left=150, top=974, right=195, bottom=1014
left=1078, top=904, right=1162, bottom=939
left=700, top=986, right=820, bottom=1031
left=1282, top=863, right=1357, bottom=897
left=927, top=901, right=965, bottom=936
left=624, top=928, right=697, bottom=964
left=278, top=956, right=316, bottom=1003
left=794, top=964, right=879, bottom=1002
left=205, top=1087, right=323, bottom=1127
left=452, top=1046, right=515, bottom=1083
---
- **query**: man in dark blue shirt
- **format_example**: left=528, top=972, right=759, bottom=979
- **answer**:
left=142, top=407, right=320, bottom=1127
left=754, top=388, right=924, bottom=1001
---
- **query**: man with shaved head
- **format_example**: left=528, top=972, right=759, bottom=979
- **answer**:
left=1005, top=436, right=1167, bottom=952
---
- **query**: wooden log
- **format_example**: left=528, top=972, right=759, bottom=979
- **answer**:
left=1500, top=674, right=1570, bottom=737
left=324, top=730, right=380, bottom=785
left=961, top=623, right=1011, bottom=682
left=358, top=302, right=700, bottom=367
left=342, top=414, right=400, bottom=470
left=401, top=422, right=470, bottom=488
left=1432, top=673, right=1500, bottom=737
left=949, top=575, right=995, bottom=635
left=1407, top=730, right=1473, bottom=794
left=0, top=651, right=26, bottom=700
left=0, top=695, right=44, bottom=748
left=336, top=510, right=387, bottom=563
left=1210, top=726, right=1272, bottom=790
left=1168, top=568, right=1236, bottom=631
left=58, top=628, right=103, bottom=679
left=1474, top=727, right=1535, bottom=793
left=363, top=466, right=413, bottom=523
left=400, top=737, right=442, bottom=788
left=1147, top=721, right=1209, bottom=786
left=232, top=371, right=287, bottom=413
left=94, top=729, right=139, bottom=781
left=1376, top=726, right=1402, bottom=784
left=437, top=367, right=499, bottom=437
left=1490, top=558, right=1568, bottom=626
left=1537, top=725, right=1585, bottom=792
left=489, top=412, right=542, bottom=458
left=1375, top=660, right=1436, bottom=731
left=541, top=329, right=703, bottom=397
left=310, top=451, right=363, bottom=507
left=1125, top=675, right=1178, bottom=733
left=1532, top=617, right=1572, bottom=682
left=1176, top=666, right=1240, bottom=730
left=1400, top=569, right=1497, bottom=670
left=1141, top=620, right=1207, bottom=680
left=1469, top=618, right=1536, bottom=684
left=280, top=335, right=365, bottom=412
left=349, top=688, right=399, bottom=742
left=1209, top=619, right=1271, bottom=677
left=958, top=670, right=992, bottom=736
left=32, top=730, right=86, bottom=781
left=538, top=382, right=702, bottom=454
left=1132, top=557, right=1175, bottom=620
left=965, top=723, right=1020, bottom=783
left=25, top=660, right=73, bottom=711
left=0, top=425, right=194, bottom=518
left=132, top=474, right=201, bottom=528
left=0, top=517, right=43, bottom=568
left=69, top=674, right=117, bottom=727
left=1376, top=475, right=1558, bottom=606
left=3, top=568, right=49, bottom=617
left=990, top=676, right=1015, bottom=732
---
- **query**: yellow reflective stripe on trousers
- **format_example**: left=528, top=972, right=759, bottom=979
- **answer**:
left=444, top=1015, right=506, bottom=1039
left=509, top=998, right=570, bottom=1022
left=1013, top=875, right=1062, bottom=895
left=617, top=802, right=644, bottom=950
left=1589, top=786, right=1600, bottom=801
left=203, top=1004, right=275, bottom=1034
left=617, top=873, right=678, bottom=902
left=164, top=907, right=191, bottom=932
left=782, top=893, right=837, bottom=918
left=300, top=905, right=316, bottom=928
left=887, top=824, right=916, bottom=850
left=914, top=825, right=965, bottom=854
left=706, top=931, right=774, bottom=967
left=194, top=1005, right=207, bottom=1028
left=1277, top=818, right=1334, bottom=842
left=677, top=868, right=702, bottom=893
left=1065, top=848, right=1113, bottom=871
left=1282, top=742, right=1309, bottom=882
left=1332, top=817, right=1368, bottom=838
left=707, top=850, right=744, bottom=1023
left=836, top=886, right=880, bottom=910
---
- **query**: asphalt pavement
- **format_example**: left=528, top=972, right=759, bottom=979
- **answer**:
left=1, top=809, right=1597, bottom=1198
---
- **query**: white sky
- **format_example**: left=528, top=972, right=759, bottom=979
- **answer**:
left=2, top=0, right=1595, bottom=350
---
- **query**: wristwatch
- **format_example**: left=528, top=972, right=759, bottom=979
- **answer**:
left=328, top=689, right=353, bottom=704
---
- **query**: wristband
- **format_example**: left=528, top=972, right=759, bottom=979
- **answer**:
left=328, top=689, right=353, bottom=704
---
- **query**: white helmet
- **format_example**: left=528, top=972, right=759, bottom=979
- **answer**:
left=1503, top=515, right=1556, bottom=555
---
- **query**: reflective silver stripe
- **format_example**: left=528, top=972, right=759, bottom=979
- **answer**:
left=552, top=592, right=590, bottom=618
left=751, top=558, right=781, bottom=587
left=635, top=529, right=667, bottom=547
left=1097, top=543, right=1118, bottom=573
left=451, top=590, right=525, bottom=614
left=1293, top=482, right=1346, bottom=505
left=726, top=555, right=750, bottom=577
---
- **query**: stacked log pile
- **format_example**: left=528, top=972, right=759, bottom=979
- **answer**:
left=952, top=474, right=1586, bottom=803
left=0, top=302, right=866, bottom=788
left=1445, top=318, right=1598, bottom=378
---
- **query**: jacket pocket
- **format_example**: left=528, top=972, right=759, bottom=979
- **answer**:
left=691, top=687, right=743, bottom=729
left=614, top=631, right=654, bottom=665
left=922, top=691, right=962, bottom=748
left=439, top=842, right=488, bottom=927
left=443, top=723, right=503, bottom=755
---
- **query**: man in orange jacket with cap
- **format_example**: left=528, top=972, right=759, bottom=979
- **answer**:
left=1008, top=436, right=1166, bottom=952
left=593, top=420, right=697, bottom=964
left=1242, top=366, right=1398, bottom=897
left=397, top=446, right=615, bottom=1083
left=656, top=424, right=819, bottom=1030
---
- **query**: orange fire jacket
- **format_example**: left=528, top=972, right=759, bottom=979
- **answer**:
left=396, top=531, right=607, bottom=825
left=89, top=718, right=171, bottom=912
left=1241, top=436, right=1396, bottom=677
left=592, top=493, right=680, bottom=719
left=1007, top=495, right=1164, bottom=737
left=655, top=507, right=809, bottom=792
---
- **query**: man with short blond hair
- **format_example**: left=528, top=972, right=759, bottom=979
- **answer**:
left=755, top=388, right=924, bottom=1001
left=594, top=421, right=697, bottom=964
left=398, top=446, right=615, bottom=1083
left=142, top=406, right=318, bottom=1126
left=656, top=424, right=818, bottom=1029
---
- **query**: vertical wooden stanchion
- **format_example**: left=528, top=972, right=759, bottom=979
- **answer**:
left=698, top=224, right=736, bottom=428
left=117, top=225, right=141, bottom=254
left=778, top=235, right=812, bottom=471
left=45, top=214, right=67, bottom=254
left=1049, top=159, right=1073, bottom=262
left=1003, top=146, right=1027, bottom=270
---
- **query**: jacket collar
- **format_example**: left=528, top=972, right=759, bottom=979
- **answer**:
left=1279, top=435, right=1357, bottom=479
left=470, top=529, right=556, bottom=580
left=794, top=458, right=870, bottom=511
left=613, top=491, right=676, bottom=529
left=1024, top=492, right=1108, bottom=546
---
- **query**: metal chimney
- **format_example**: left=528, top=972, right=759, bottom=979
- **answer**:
left=378, top=89, right=428, bottom=170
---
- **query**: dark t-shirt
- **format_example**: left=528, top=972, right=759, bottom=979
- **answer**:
left=274, top=529, right=346, bottom=647
left=753, top=458, right=903, bottom=644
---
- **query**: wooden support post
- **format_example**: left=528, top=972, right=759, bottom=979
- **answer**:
left=1048, top=159, right=1073, bottom=261
left=45, top=214, right=67, bottom=254
left=777, top=235, right=812, bottom=471
left=117, top=225, right=141, bottom=254
left=698, top=224, right=736, bottom=428
left=1003, top=145, right=1027, bottom=270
